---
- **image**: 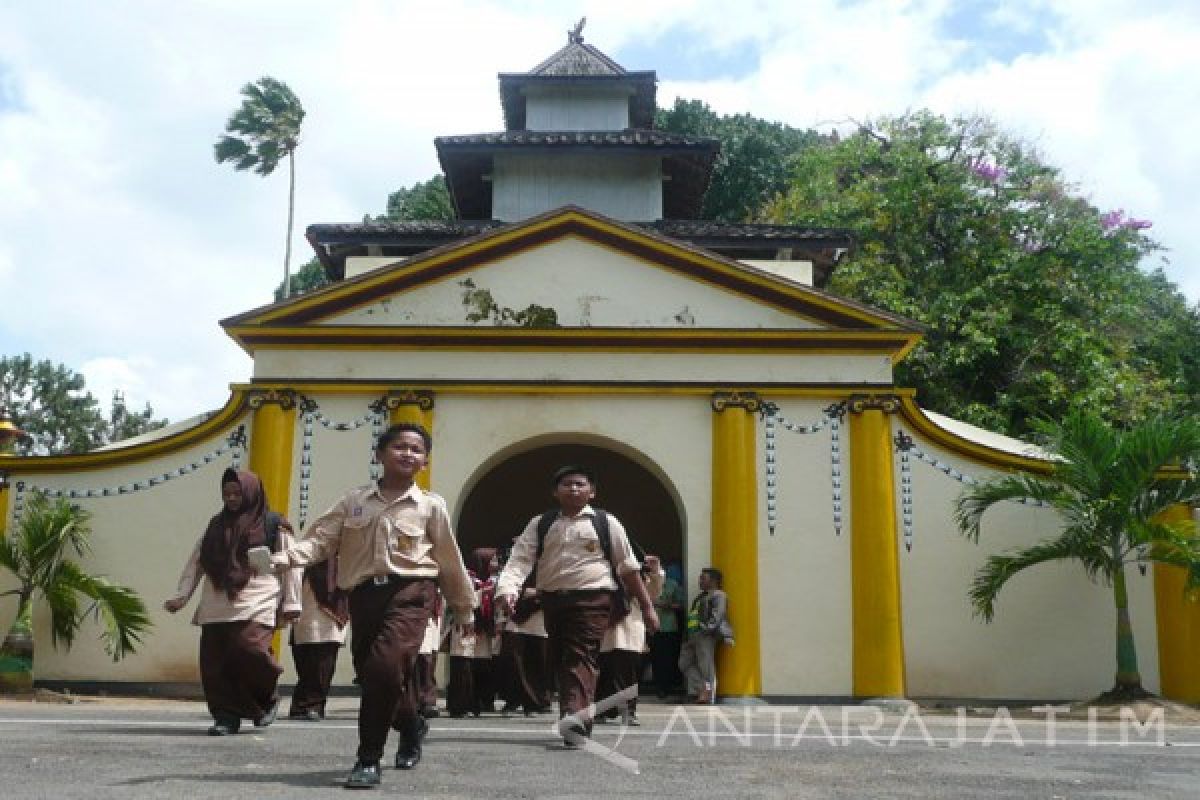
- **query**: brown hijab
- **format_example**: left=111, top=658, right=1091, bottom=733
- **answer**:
left=199, top=468, right=269, bottom=600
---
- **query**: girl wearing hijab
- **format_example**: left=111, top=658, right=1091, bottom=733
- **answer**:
left=165, top=468, right=302, bottom=735
left=446, top=547, right=500, bottom=717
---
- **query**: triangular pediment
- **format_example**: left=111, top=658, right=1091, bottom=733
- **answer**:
left=222, top=207, right=921, bottom=359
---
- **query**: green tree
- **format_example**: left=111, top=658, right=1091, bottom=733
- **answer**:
left=0, top=493, right=151, bottom=690
left=955, top=410, right=1200, bottom=700
left=763, top=111, right=1192, bottom=437
left=657, top=98, right=824, bottom=222
left=274, top=257, right=329, bottom=300
left=214, top=76, right=306, bottom=299
left=377, top=175, right=454, bottom=222
left=0, top=355, right=167, bottom=455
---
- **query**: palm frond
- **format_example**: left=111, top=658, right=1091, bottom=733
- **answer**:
left=56, top=562, right=152, bottom=660
left=41, top=565, right=83, bottom=650
left=955, top=473, right=1068, bottom=542
left=969, top=536, right=1086, bottom=622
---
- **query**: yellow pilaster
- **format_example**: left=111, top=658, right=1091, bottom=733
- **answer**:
left=0, top=478, right=9, bottom=531
left=710, top=391, right=762, bottom=698
left=247, top=390, right=298, bottom=514
left=847, top=394, right=906, bottom=698
left=386, top=390, right=435, bottom=490
left=1155, top=503, right=1200, bottom=702
left=247, top=390, right=298, bottom=659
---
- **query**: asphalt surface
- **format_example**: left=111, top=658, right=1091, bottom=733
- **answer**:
left=1, top=697, right=1198, bottom=798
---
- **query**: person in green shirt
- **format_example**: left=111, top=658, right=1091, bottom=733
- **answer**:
left=649, top=560, right=685, bottom=698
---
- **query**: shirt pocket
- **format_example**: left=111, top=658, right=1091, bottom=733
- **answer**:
left=385, top=516, right=431, bottom=563
left=340, top=514, right=372, bottom=545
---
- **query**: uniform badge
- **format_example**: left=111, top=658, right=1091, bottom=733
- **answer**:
left=585, top=540, right=598, bottom=553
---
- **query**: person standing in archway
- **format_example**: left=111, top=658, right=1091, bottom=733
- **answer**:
left=495, top=464, right=660, bottom=748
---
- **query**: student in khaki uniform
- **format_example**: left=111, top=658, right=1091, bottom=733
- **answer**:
left=271, top=423, right=475, bottom=789
left=286, top=557, right=347, bottom=721
left=495, top=465, right=660, bottom=748
left=165, top=468, right=302, bottom=736
left=596, top=553, right=664, bottom=726
left=446, top=547, right=500, bottom=717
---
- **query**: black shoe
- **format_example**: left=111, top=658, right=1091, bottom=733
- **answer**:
left=394, top=716, right=427, bottom=770
left=420, top=706, right=440, bottom=719
left=344, top=761, right=381, bottom=788
left=254, top=697, right=280, bottom=728
left=207, top=720, right=239, bottom=736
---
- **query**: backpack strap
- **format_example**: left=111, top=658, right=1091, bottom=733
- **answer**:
left=264, top=512, right=282, bottom=553
left=535, top=508, right=618, bottom=577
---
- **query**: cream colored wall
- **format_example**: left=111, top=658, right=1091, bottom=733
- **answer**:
left=323, top=236, right=822, bottom=329
left=254, top=349, right=894, bottom=387
left=893, top=418, right=1160, bottom=699
left=3, top=415, right=253, bottom=684
left=754, top=396, right=854, bottom=696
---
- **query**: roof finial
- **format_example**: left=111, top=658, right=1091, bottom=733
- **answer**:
left=568, top=16, right=586, bottom=44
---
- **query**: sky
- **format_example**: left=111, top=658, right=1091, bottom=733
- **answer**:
left=1, top=0, right=1197, bottom=423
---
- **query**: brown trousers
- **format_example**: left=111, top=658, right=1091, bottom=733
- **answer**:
left=416, top=652, right=438, bottom=712
left=498, top=630, right=551, bottom=711
left=199, top=621, right=282, bottom=723
left=597, top=648, right=642, bottom=717
left=541, top=590, right=612, bottom=731
left=288, top=641, right=341, bottom=717
left=446, top=655, right=496, bottom=716
left=348, top=577, right=436, bottom=762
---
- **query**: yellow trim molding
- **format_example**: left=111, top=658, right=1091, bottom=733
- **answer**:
left=0, top=391, right=252, bottom=474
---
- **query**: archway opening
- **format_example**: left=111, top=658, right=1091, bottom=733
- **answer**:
left=456, top=442, right=683, bottom=564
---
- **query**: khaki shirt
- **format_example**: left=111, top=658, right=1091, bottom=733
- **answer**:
left=170, top=530, right=302, bottom=627
left=283, top=483, right=476, bottom=620
left=495, top=505, right=640, bottom=600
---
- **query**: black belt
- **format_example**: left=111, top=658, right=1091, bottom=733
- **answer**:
left=354, top=574, right=427, bottom=591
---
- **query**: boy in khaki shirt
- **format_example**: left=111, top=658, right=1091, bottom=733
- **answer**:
left=496, top=465, right=659, bottom=748
left=272, top=423, right=474, bottom=788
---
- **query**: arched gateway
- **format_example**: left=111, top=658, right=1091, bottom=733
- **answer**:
left=455, top=436, right=685, bottom=564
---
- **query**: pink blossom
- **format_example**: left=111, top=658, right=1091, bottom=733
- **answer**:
left=971, top=161, right=1008, bottom=183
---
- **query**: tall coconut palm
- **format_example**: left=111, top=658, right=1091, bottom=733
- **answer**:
left=214, top=76, right=305, bottom=299
left=955, top=409, right=1200, bottom=701
left=0, top=492, right=150, bottom=691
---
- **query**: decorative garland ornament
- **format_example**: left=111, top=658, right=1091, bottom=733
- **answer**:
left=759, top=401, right=847, bottom=536
left=296, top=394, right=389, bottom=529
left=11, top=425, right=247, bottom=525
left=892, top=428, right=1049, bottom=552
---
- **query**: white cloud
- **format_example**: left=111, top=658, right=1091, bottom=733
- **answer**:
left=0, top=0, right=1196, bottom=424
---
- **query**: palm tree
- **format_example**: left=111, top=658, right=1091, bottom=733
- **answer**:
left=955, top=410, right=1200, bottom=701
left=0, top=492, right=151, bottom=691
left=214, top=76, right=306, bottom=299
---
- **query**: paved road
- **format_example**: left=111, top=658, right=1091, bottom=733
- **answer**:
left=1, top=698, right=1198, bottom=798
